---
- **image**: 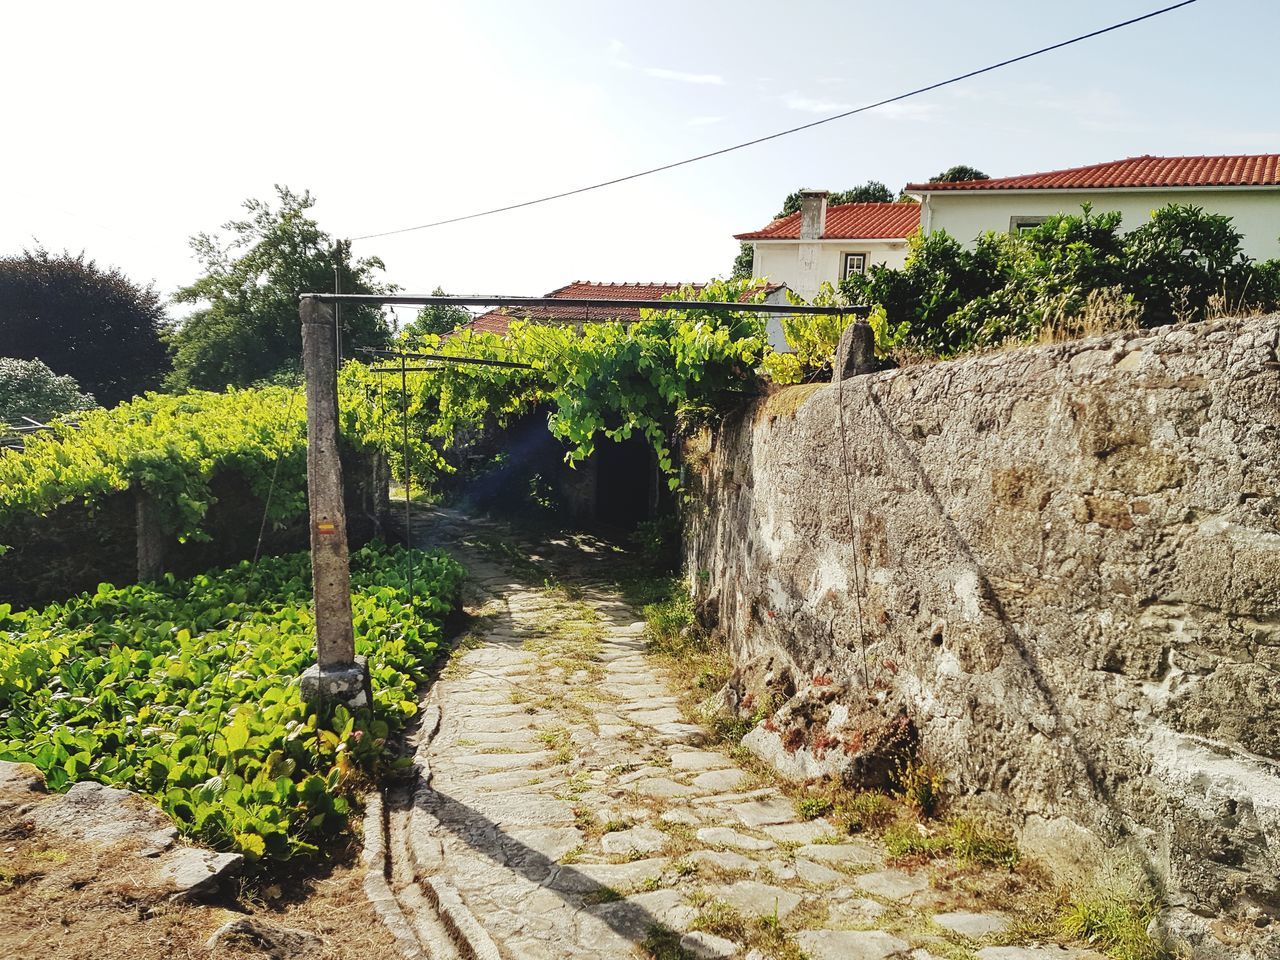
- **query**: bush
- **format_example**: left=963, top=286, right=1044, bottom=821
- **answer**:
left=0, top=541, right=465, bottom=861
left=0, top=357, right=96, bottom=426
left=845, top=204, right=1280, bottom=356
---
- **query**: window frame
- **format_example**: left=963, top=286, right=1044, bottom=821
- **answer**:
left=1009, top=215, right=1049, bottom=234
left=842, top=252, right=868, bottom=279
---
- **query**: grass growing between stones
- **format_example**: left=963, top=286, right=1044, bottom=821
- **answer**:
left=641, top=924, right=695, bottom=960
left=1059, top=861, right=1171, bottom=960
left=882, top=816, right=1020, bottom=869
left=686, top=896, right=806, bottom=960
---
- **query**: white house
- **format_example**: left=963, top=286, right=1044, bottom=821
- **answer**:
left=907, top=154, right=1280, bottom=261
left=734, top=194, right=919, bottom=301
left=737, top=154, right=1280, bottom=298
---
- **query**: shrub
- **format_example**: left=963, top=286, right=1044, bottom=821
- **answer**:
left=0, top=357, right=96, bottom=426
left=845, top=204, right=1280, bottom=357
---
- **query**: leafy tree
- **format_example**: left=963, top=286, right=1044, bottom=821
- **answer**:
left=169, top=186, right=392, bottom=390
left=404, top=287, right=473, bottom=338
left=0, top=357, right=96, bottom=425
left=0, top=249, right=169, bottom=405
left=731, top=181, right=897, bottom=280
left=730, top=243, right=756, bottom=281
left=929, top=165, right=989, bottom=183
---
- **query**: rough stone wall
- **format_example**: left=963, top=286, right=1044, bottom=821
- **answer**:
left=685, top=315, right=1280, bottom=946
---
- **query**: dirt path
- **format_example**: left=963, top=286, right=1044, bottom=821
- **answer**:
left=372, top=506, right=1103, bottom=960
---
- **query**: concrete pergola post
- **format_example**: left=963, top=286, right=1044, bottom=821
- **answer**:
left=298, top=296, right=370, bottom=708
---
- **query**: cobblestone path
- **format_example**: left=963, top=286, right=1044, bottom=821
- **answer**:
left=370, top=506, right=1103, bottom=960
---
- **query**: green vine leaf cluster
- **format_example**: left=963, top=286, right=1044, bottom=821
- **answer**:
left=0, top=541, right=464, bottom=862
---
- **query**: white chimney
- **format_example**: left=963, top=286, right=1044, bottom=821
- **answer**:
left=798, top=189, right=829, bottom=240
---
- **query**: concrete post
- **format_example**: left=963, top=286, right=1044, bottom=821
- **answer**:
left=298, top=296, right=369, bottom=708
left=834, top=320, right=876, bottom=381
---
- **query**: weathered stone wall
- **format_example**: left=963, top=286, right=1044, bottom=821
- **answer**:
left=685, top=315, right=1280, bottom=949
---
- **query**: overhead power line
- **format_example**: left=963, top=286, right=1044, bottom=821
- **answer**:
left=350, top=0, right=1200, bottom=242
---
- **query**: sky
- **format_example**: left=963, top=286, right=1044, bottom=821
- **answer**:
left=2, top=0, right=1276, bottom=321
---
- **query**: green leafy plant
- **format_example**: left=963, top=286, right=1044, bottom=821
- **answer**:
left=1061, top=860, right=1169, bottom=960
left=0, top=541, right=464, bottom=862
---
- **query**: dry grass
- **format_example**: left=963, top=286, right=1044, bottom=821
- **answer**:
left=0, top=832, right=407, bottom=960
left=1038, top=286, right=1143, bottom=344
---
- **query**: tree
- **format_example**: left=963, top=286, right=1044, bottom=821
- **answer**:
left=0, top=249, right=169, bottom=406
left=0, top=357, right=96, bottom=425
left=731, top=182, right=897, bottom=280
left=169, top=186, right=392, bottom=390
left=929, top=165, right=989, bottom=183
left=403, top=287, right=473, bottom=338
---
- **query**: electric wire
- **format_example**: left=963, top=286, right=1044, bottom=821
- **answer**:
left=350, top=1, right=1199, bottom=241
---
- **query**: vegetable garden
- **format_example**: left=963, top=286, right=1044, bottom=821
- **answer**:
left=1, top=205, right=1272, bottom=866
left=0, top=542, right=462, bottom=861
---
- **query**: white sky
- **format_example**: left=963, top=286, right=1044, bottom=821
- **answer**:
left=2, top=0, right=1275, bottom=313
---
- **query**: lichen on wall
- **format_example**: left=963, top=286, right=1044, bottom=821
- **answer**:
left=685, top=315, right=1280, bottom=952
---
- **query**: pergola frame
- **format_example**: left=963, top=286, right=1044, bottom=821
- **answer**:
left=297, top=292, right=869, bottom=703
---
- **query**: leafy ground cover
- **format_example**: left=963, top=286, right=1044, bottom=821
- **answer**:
left=0, top=540, right=464, bottom=862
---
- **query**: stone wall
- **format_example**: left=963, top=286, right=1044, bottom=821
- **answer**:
left=685, top=315, right=1280, bottom=951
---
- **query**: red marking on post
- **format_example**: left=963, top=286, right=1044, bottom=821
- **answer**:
left=316, top=521, right=337, bottom=536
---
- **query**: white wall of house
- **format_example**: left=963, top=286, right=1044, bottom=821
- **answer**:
left=919, top=188, right=1280, bottom=260
left=751, top=239, right=910, bottom=301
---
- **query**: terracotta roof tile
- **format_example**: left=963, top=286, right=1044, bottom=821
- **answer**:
left=458, top=281, right=705, bottom=337
left=906, top=154, right=1280, bottom=192
left=735, top=202, right=920, bottom=241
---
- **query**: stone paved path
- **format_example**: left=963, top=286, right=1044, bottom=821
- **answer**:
left=371, top=506, right=1104, bottom=960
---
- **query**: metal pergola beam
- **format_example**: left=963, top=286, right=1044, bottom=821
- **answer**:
left=304, top=292, right=870, bottom=317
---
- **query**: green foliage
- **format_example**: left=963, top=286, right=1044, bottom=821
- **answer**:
left=1122, top=204, right=1253, bottom=327
left=760, top=283, right=856, bottom=384
left=896, top=759, right=945, bottom=818
left=0, top=357, right=96, bottom=426
left=169, top=187, right=392, bottom=390
left=0, top=248, right=170, bottom=406
left=929, top=165, right=990, bottom=183
left=375, top=279, right=776, bottom=492
left=845, top=204, right=1280, bottom=355
left=730, top=241, right=755, bottom=281
left=1060, top=861, right=1169, bottom=960
left=883, top=816, right=1019, bottom=869
left=404, top=287, right=473, bottom=337
left=0, top=542, right=464, bottom=861
left=775, top=182, right=895, bottom=217
left=0, top=376, right=409, bottom=552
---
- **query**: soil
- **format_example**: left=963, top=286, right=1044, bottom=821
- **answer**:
left=0, top=828, right=406, bottom=960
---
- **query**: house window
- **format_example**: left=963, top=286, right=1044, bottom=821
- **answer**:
left=1009, top=216, right=1048, bottom=234
left=843, top=253, right=867, bottom=279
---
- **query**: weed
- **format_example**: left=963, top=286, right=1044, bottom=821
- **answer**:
left=795, top=794, right=834, bottom=821
left=560, top=844, right=586, bottom=865
left=584, top=886, right=624, bottom=905
left=1060, top=860, right=1170, bottom=960
left=883, top=816, right=1019, bottom=869
left=690, top=899, right=748, bottom=941
left=896, top=759, right=946, bottom=819
left=642, top=924, right=695, bottom=960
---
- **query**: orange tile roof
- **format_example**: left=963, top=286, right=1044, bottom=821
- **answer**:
left=906, top=154, right=1280, bottom=192
left=459, top=281, right=704, bottom=336
left=735, top=202, right=920, bottom=241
